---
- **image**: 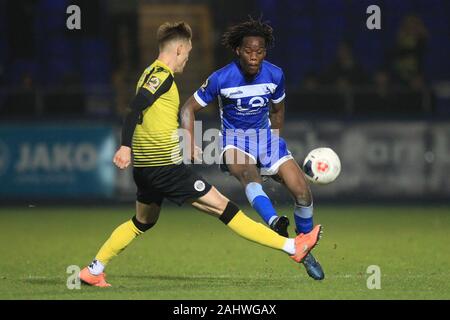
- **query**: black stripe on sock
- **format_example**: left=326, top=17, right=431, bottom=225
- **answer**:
left=219, top=201, right=239, bottom=225
left=132, top=216, right=156, bottom=232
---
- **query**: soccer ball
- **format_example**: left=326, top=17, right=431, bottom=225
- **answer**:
left=302, top=147, right=341, bottom=185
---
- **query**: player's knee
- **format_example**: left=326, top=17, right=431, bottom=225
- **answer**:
left=204, top=186, right=230, bottom=214
left=241, top=170, right=254, bottom=181
left=236, top=170, right=261, bottom=185
left=295, top=191, right=312, bottom=207
left=132, top=215, right=157, bottom=232
left=218, top=201, right=240, bottom=225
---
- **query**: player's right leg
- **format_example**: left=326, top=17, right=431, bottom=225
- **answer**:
left=275, top=158, right=325, bottom=280
left=79, top=201, right=160, bottom=287
left=191, top=186, right=322, bottom=263
left=223, top=148, right=288, bottom=236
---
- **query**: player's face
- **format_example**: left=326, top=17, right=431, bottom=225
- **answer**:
left=236, top=36, right=266, bottom=77
left=176, top=40, right=192, bottom=73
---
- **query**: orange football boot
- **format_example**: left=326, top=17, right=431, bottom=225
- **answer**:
left=79, top=267, right=111, bottom=287
left=290, top=224, right=322, bottom=263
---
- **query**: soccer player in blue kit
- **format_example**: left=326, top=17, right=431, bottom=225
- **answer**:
left=181, top=17, right=324, bottom=280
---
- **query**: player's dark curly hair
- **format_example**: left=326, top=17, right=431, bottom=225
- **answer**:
left=221, top=16, right=274, bottom=50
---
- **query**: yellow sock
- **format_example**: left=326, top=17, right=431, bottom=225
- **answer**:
left=95, top=220, right=143, bottom=266
left=226, top=210, right=287, bottom=250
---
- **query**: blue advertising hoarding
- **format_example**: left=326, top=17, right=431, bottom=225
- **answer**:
left=0, top=124, right=116, bottom=199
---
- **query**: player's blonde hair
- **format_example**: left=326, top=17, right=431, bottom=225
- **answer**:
left=157, top=21, right=192, bottom=49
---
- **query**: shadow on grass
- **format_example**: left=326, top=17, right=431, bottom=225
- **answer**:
left=22, top=278, right=63, bottom=286
left=112, top=273, right=291, bottom=289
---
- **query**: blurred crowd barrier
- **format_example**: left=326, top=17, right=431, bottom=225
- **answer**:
left=196, top=119, right=450, bottom=203
left=1, top=120, right=449, bottom=203
left=0, top=83, right=442, bottom=119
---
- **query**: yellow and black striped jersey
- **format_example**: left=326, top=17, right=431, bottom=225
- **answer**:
left=132, top=60, right=182, bottom=167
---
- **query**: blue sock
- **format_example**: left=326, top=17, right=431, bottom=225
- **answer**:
left=294, top=204, right=314, bottom=234
left=245, top=182, right=278, bottom=225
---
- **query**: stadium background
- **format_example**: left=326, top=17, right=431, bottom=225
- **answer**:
left=0, top=0, right=449, bottom=300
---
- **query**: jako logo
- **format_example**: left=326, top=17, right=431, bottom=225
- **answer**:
left=15, top=143, right=98, bottom=172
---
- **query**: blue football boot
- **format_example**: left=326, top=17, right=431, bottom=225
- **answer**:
left=271, top=216, right=325, bottom=280
left=302, top=252, right=325, bottom=280
left=296, top=228, right=325, bottom=280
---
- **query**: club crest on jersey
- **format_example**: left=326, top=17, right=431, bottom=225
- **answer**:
left=194, top=180, right=206, bottom=192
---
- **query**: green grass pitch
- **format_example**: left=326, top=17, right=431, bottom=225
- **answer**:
left=0, top=205, right=449, bottom=299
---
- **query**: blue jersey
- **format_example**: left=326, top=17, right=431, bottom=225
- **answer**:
left=194, top=60, right=285, bottom=133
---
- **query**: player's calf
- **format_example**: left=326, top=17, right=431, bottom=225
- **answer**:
left=81, top=215, right=156, bottom=287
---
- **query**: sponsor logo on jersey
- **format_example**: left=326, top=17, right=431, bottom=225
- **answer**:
left=229, top=90, right=244, bottom=96
left=235, top=96, right=269, bottom=112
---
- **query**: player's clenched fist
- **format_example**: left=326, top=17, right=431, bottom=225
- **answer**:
left=113, top=146, right=132, bottom=169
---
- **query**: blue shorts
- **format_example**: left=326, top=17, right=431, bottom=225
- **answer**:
left=219, top=130, right=293, bottom=175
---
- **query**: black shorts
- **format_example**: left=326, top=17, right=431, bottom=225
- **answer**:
left=133, top=163, right=212, bottom=206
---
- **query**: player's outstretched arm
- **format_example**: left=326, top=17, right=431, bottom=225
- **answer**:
left=180, top=95, right=204, bottom=161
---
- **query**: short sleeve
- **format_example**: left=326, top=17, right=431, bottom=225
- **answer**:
left=193, top=72, right=220, bottom=107
left=271, top=71, right=285, bottom=103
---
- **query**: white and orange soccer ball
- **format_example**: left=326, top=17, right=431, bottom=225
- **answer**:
left=302, top=147, right=341, bottom=185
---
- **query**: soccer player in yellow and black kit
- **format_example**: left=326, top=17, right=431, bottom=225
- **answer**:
left=79, top=22, right=322, bottom=287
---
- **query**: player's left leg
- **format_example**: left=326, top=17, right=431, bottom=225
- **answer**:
left=191, top=186, right=322, bottom=263
left=94, top=201, right=160, bottom=267
left=275, top=159, right=325, bottom=280
left=79, top=201, right=161, bottom=287
left=276, top=160, right=313, bottom=234
left=223, top=148, right=285, bottom=232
